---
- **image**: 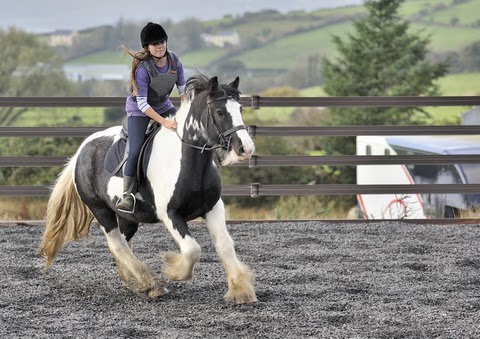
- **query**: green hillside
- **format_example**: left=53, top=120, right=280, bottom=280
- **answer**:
left=427, top=0, right=480, bottom=25
left=411, top=23, right=480, bottom=52
left=64, top=0, right=480, bottom=87
left=230, top=21, right=354, bottom=70
left=66, top=0, right=480, bottom=70
left=225, top=0, right=480, bottom=70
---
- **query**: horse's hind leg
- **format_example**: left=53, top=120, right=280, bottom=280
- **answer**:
left=96, top=210, right=167, bottom=298
left=205, top=200, right=257, bottom=304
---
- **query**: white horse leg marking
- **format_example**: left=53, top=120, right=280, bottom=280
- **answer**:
left=102, top=226, right=167, bottom=297
left=205, top=200, right=257, bottom=304
left=161, top=218, right=202, bottom=281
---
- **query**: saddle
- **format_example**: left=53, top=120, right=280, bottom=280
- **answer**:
left=104, top=117, right=161, bottom=184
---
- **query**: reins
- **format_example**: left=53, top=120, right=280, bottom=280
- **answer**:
left=174, top=95, right=246, bottom=153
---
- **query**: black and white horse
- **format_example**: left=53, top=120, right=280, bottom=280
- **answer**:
left=40, top=75, right=257, bottom=304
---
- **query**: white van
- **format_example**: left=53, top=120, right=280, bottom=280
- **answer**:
left=356, top=135, right=480, bottom=219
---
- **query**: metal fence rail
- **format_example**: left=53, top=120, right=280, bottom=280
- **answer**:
left=3, top=125, right=480, bottom=138
left=1, top=95, right=480, bottom=197
left=3, top=184, right=480, bottom=197
left=3, top=154, right=480, bottom=168
left=2, top=96, right=480, bottom=108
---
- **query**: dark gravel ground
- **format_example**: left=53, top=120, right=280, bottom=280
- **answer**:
left=0, top=220, right=479, bottom=338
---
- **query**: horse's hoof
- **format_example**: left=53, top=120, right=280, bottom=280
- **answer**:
left=224, top=291, right=258, bottom=305
left=147, top=287, right=168, bottom=299
left=233, top=298, right=258, bottom=305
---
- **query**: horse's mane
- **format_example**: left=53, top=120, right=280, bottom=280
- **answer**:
left=186, top=74, right=241, bottom=101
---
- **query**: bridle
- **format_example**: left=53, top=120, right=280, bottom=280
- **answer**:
left=175, top=95, right=246, bottom=152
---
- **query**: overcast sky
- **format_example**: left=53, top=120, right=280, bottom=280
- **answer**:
left=1, top=0, right=364, bottom=33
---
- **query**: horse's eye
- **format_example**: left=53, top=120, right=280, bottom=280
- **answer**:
left=216, top=108, right=224, bottom=116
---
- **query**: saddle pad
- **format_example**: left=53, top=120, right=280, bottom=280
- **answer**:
left=104, top=139, right=127, bottom=177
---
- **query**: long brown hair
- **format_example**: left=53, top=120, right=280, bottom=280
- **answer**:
left=120, top=45, right=151, bottom=95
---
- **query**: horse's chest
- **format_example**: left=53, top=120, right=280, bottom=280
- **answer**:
left=171, top=171, right=222, bottom=218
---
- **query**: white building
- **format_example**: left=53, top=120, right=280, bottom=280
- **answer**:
left=48, top=30, right=78, bottom=47
left=201, top=31, right=240, bottom=48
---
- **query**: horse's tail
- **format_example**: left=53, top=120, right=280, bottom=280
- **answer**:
left=39, top=155, right=94, bottom=270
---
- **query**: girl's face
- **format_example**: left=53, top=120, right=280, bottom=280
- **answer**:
left=148, top=40, right=167, bottom=58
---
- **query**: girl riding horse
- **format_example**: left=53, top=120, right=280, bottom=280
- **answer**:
left=40, top=74, right=257, bottom=304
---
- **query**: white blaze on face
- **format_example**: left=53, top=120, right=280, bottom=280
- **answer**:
left=221, top=100, right=255, bottom=165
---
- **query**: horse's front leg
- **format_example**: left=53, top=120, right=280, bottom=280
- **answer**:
left=205, top=199, right=257, bottom=304
left=161, top=213, right=201, bottom=281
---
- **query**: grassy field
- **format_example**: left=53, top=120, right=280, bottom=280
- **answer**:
left=398, top=0, right=451, bottom=16
left=411, top=23, right=480, bottom=51
left=250, top=72, right=480, bottom=124
left=177, top=47, right=223, bottom=69
left=13, top=107, right=105, bottom=127
left=231, top=21, right=353, bottom=70
left=312, top=5, right=364, bottom=17
left=67, top=49, right=130, bottom=65
left=65, top=0, right=480, bottom=72
left=428, top=0, right=480, bottom=25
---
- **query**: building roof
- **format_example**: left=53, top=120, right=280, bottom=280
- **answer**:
left=386, top=135, right=480, bottom=155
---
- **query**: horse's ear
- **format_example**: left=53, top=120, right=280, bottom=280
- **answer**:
left=208, top=76, right=219, bottom=93
left=229, top=76, right=240, bottom=89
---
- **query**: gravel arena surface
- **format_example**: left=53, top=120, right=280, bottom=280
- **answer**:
left=1, top=220, right=479, bottom=338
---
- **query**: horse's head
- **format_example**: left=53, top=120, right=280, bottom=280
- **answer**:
left=185, top=75, right=255, bottom=165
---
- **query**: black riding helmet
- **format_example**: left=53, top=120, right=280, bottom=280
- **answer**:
left=140, top=22, right=168, bottom=47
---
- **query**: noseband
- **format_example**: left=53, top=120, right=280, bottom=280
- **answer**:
left=176, top=96, right=246, bottom=152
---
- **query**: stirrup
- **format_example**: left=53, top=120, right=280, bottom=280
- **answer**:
left=116, top=192, right=136, bottom=214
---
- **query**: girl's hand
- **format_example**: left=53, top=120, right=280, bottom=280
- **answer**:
left=163, top=120, right=178, bottom=131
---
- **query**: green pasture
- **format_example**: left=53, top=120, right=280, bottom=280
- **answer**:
left=300, top=86, right=327, bottom=97
left=233, top=17, right=333, bottom=38
left=180, top=47, right=224, bottom=69
left=424, top=72, right=480, bottom=124
left=427, top=0, right=480, bottom=25
left=250, top=72, right=480, bottom=124
left=13, top=107, right=105, bottom=127
left=398, top=0, right=451, bottom=17
left=231, top=21, right=353, bottom=70
left=68, top=49, right=131, bottom=65
left=411, top=23, right=480, bottom=52
left=436, top=72, right=480, bottom=96
left=65, top=0, right=480, bottom=72
left=312, top=5, right=365, bottom=17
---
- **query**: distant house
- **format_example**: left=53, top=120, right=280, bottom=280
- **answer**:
left=48, top=29, right=78, bottom=47
left=201, top=31, right=240, bottom=48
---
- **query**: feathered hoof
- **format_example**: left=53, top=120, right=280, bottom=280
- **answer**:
left=146, top=286, right=169, bottom=299
left=224, top=264, right=257, bottom=304
left=224, top=289, right=258, bottom=304
left=141, top=278, right=169, bottom=299
left=161, top=251, right=194, bottom=281
left=124, top=277, right=168, bottom=299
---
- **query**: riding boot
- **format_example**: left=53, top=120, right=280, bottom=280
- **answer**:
left=116, top=175, right=137, bottom=213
